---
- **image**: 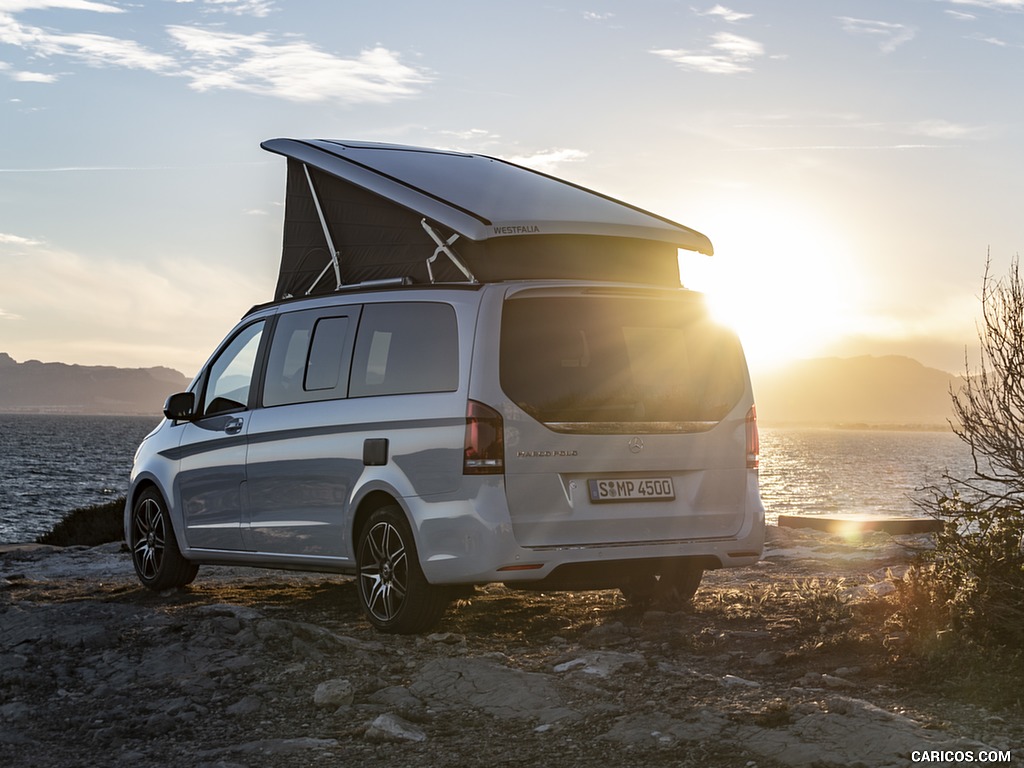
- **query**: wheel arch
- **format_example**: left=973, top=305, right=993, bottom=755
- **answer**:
left=125, top=475, right=187, bottom=553
left=351, top=489, right=406, bottom=547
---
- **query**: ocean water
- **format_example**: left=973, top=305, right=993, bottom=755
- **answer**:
left=0, top=415, right=974, bottom=544
left=0, top=414, right=160, bottom=543
left=758, top=427, right=973, bottom=525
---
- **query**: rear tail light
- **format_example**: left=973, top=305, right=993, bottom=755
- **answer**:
left=464, top=400, right=504, bottom=475
left=746, top=405, right=760, bottom=469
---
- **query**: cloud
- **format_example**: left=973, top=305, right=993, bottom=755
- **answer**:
left=0, top=12, right=177, bottom=71
left=503, top=148, right=588, bottom=173
left=167, top=27, right=431, bottom=102
left=733, top=144, right=946, bottom=152
left=441, top=128, right=500, bottom=143
left=948, top=0, right=1024, bottom=8
left=199, top=0, right=275, bottom=17
left=0, top=308, right=20, bottom=320
left=0, top=232, right=42, bottom=245
left=582, top=11, right=614, bottom=22
left=11, top=69, right=56, bottom=81
left=0, top=1, right=123, bottom=12
left=838, top=17, right=916, bottom=53
left=970, top=33, right=1009, bottom=45
left=908, top=119, right=982, bottom=140
left=0, top=237, right=267, bottom=371
left=701, top=5, right=752, bottom=23
left=0, top=4, right=430, bottom=103
left=652, top=32, right=764, bottom=74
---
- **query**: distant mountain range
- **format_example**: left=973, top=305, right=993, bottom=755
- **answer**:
left=0, top=351, right=962, bottom=426
left=0, top=353, right=190, bottom=416
left=753, top=355, right=962, bottom=429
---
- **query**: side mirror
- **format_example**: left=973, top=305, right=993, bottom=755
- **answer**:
left=163, top=391, right=195, bottom=421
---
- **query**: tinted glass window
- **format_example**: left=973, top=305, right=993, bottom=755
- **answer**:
left=203, top=321, right=265, bottom=416
left=350, top=303, right=459, bottom=397
left=263, top=309, right=353, bottom=407
left=500, top=295, right=746, bottom=431
left=305, top=316, right=349, bottom=391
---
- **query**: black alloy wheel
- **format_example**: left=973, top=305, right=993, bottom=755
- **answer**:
left=130, top=487, right=198, bottom=591
left=356, top=505, right=449, bottom=634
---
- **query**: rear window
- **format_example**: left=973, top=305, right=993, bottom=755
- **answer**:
left=499, top=294, right=746, bottom=432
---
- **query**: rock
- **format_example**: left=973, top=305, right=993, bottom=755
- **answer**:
left=735, top=695, right=997, bottom=768
left=722, top=674, right=761, bottom=688
left=367, top=685, right=422, bottom=711
left=822, top=674, right=856, bottom=689
left=552, top=651, right=644, bottom=677
left=425, top=632, right=466, bottom=645
left=225, top=695, right=262, bottom=716
left=226, top=737, right=340, bottom=755
left=753, top=650, right=785, bottom=666
left=313, top=679, right=355, bottom=709
left=0, top=538, right=1016, bottom=768
left=409, top=658, right=579, bottom=723
left=582, top=621, right=633, bottom=647
left=365, top=713, right=426, bottom=743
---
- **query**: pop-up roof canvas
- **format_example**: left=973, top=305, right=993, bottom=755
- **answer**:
left=261, top=139, right=713, bottom=301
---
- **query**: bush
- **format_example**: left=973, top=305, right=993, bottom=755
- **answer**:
left=36, top=497, right=125, bottom=547
left=914, top=256, right=1024, bottom=649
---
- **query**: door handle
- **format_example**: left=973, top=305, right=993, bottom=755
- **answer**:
left=224, top=417, right=245, bottom=435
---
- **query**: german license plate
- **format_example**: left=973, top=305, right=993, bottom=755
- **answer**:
left=588, top=477, right=675, bottom=503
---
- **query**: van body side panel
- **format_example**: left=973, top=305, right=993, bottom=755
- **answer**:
left=244, top=402, right=364, bottom=557
left=244, top=398, right=465, bottom=559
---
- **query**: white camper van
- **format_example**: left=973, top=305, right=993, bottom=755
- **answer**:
left=125, top=139, right=765, bottom=634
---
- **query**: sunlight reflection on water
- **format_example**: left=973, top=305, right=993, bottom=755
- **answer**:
left=758, top=427, right=973, bottom=525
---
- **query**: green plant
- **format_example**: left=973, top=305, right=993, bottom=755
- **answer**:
left=36, top=497, right=125, bottom=547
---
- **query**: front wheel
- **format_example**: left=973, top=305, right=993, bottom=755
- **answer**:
left=129, top=488, right=199, bottom=591
left=356, top=505, right=450, bottom=634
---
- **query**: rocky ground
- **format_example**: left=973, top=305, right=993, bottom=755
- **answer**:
left=1, top=527, right=1020, bottom=768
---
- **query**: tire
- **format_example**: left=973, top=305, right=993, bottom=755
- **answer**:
left=356, top=505, right=450, bottom=634
left=620, top=561, right=704, bottom=609
left=129, top=487, right=199, bottom=591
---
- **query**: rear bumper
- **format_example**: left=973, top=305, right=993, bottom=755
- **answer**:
left=413, top=474, right=765, bottom=585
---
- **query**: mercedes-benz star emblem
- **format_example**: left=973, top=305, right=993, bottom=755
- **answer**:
left=628, top=437, right=644, bottom=454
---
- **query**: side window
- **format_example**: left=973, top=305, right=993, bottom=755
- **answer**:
left=350, top=303, right=459, bottom=397
left=305, top=317, right=349, bottom=391
left=263, top=309, right=354, bottom=407
left=202, top=321, right=265, bottom=416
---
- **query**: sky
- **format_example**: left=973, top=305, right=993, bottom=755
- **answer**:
left=1, top=0, right=1022, bottom=379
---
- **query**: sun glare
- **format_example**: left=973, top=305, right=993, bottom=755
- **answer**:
left=679, top=201, right=861, bottom=374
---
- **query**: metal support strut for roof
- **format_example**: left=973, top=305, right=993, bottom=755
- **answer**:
left=303, top=163, right=343, bottom=294
left=421, top=219, right=476, bottom=284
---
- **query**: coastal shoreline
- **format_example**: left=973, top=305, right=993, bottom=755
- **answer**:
left=2, top=526, right=1019, bottom=767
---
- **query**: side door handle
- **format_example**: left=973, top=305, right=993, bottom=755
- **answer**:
left=224, top=417, right=245, bottom=435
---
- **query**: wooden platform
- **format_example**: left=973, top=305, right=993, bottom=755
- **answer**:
left=777, top=514, right=943, bottom=535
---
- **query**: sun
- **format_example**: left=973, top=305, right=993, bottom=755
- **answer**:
left=678, top=199, right=862, bottom=373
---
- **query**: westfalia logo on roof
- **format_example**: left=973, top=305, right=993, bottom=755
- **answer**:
left=493, top=224, right=541, bottom=235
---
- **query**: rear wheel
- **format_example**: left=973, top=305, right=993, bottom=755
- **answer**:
left=356, top=505, right=450, bottom=634
left=620, top=562, right=703, bottom=609
left=130, top=488, right=198, bottom=591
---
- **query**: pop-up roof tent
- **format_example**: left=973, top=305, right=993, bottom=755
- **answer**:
left=260, top=138, right=714, bottom=301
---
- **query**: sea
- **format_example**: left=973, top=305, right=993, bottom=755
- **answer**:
left=0, top=414, right=975, bottom=544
